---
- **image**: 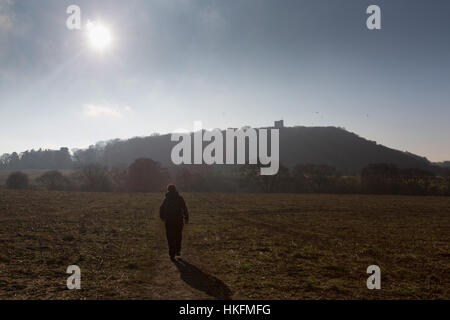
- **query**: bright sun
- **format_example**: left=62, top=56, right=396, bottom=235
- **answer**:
left=86, top=21, right=112, bottom=51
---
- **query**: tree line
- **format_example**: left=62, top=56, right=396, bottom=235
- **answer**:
left=3, top=159, right=450, bottom=196
left=0, top=148, right=73, bottom=170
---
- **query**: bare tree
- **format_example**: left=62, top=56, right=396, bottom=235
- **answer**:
left=240, top=163, right=290, bottom=193
left=128, top=158, right=169, bottom=192
left=74, top=164, right=112, bottom=192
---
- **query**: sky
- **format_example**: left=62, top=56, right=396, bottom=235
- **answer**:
left=0, top=0, right=449, bottom=161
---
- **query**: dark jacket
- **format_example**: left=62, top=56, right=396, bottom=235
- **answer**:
left=159, top=191, right=189, bottom=224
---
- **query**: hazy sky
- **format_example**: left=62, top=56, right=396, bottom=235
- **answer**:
left=0, top=0, right=449, bottom=161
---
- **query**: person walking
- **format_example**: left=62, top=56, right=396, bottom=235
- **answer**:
left=159, top=184, right=189, bottom=260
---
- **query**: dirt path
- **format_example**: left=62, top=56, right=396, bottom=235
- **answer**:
left=150, top=253, right=215, bottom=300
left=141, top=220, right=231, bottom=300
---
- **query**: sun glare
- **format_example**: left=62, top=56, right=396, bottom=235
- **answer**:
left=86, top=21, right=112, bottom=51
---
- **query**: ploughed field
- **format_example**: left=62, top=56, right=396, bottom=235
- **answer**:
left=0, top=190, right=448, bottom=299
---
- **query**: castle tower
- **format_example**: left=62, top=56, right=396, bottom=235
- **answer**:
left=274, top=120, right=284, bottom=129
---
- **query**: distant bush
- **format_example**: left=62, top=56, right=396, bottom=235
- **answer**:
left=36, top=170, right=72, bottom=191
left=292, top=164, right=342, bottom=193
left=6, top=171, right=29, bottom=190
left=361, top=163, right=445, bottom=195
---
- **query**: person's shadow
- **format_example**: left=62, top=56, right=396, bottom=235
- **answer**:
left=173, top=258, right=232, bottom=300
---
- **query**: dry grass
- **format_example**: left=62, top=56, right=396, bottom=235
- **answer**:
left=0, top=190, right=448, bottom=299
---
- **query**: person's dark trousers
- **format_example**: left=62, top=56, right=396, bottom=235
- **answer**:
left=165, top=222, right=183, bottom=257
